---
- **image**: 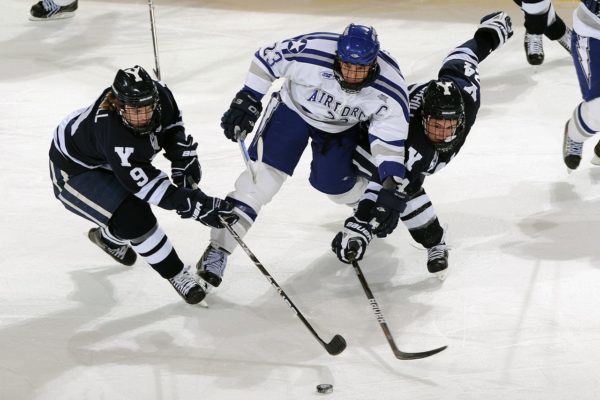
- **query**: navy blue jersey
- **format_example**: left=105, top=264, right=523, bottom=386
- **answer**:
left=49, top=82, right=193, bottom=211
left=354, top=39, right=483, bottom=196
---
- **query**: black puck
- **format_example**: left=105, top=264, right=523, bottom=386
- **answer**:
left=316, top=384, right=333, bottom=394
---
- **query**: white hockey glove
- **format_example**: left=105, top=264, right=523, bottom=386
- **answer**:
left=475, top=11, right=513, bottom=51
left=331, top=217, right=373, bottom=264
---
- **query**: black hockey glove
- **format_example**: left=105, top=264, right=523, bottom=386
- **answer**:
left=221, top=90, right=263, bottom=142
left=167, top=136, right=202, bottom=189
left=370, top=188, right=407, bottom=238
left=331, top=217, right=373, bottom=264
left=177, top=190, right=239, bottom=228
left=475, top=11, right=513, bottom=51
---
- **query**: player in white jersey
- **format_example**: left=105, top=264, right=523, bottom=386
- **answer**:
left=195, top=24, right=410, bottom=291
left=562, top=0, right=600, bottom=169
left=513, top=0, right=572, bottom=65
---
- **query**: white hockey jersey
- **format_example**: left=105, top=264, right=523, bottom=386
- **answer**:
left=574, top=0, right=600, bottom=40
left=243, top=31, right=410, bottom=180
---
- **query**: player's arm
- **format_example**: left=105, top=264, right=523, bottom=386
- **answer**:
left=158, top=84, right=202, bottom=190
left=221, top=36, right=300, bottom=142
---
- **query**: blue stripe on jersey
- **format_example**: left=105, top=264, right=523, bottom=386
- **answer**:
left=282, top=47, right=336, bottom=60
left=377, top=51, right=402, bottom=75
left=370, top=82, right=409, bottom=120
left=375, top=74, right=408, bottom=104
left=254, top=50, right=277, bottom=78
left=283, top=55, right=334, bottom=69
left=287, top=32, right=340, bottom=42
left=368, top=133, right=405, bottom=148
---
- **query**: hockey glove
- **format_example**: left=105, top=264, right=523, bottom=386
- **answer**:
left=370, top=188, right=407, bottom=238
left=167, top=136, right=202, bottom=189
left=177, top=190, right=239, bottom=228
left=221, top=90, right=263, bottom=142
left=475, top=11, right=513, bottom=51
left=331, top=217, right=373, bottom=264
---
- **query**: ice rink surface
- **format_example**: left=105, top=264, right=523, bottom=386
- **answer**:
left=2, top=0, right=599, bottom=399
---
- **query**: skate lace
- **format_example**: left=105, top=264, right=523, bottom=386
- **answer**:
left=558, top=28, right=572, bottom=51
left=526, top=35, right=543, bottom=55
left=427, top=244, right=448, bottom=262
left=42, top=0, right=60, bottom=12
left=202, top=248, right=226, bottom=278
left=565, top=136, right=583, bottom=155
left=107, top=245, right=128, bottom=260
left=169, top=268, right=198, bottom=295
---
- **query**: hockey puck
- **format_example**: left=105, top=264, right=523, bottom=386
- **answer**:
left=316, top=384, right=333, bottom=394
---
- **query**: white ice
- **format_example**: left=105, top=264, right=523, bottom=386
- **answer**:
left=2, top=0, right=599, bottom=399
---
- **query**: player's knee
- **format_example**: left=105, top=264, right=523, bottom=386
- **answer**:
left=580, top=98, right=600, bottom=130
left=109, top=195, right=157, bottom=240
left=231, top=163, right=287, bottom=211
left=327, top=177, right=369, bottom=206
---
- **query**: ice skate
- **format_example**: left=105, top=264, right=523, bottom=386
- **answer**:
left=557, top=26, right=572, bottom=53
left=427, top=243, right=449, bottom=281
left=524, top=33, right=544, bottom=65
left=88, top=227, right=137, bottom=266
left=29, top=0, right=78, bottom=21
left=563, top=122, right=583, bottom=170
left=168, top=265, right=207, bottom=305
left=196, top=245, right=228, bottom=292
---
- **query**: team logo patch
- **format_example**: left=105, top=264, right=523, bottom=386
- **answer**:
left=287, top=39, right=307, bottom=54
left=321, top=71, right=335, bottom=80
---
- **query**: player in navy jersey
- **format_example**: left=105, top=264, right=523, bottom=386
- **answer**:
left=562, top=0, right=600, bottom=170
left=49, top=65, right=237, bottom=304
left=331, top=12, right=514, bottom=281
left=513, top=0, right=572, bottom=65
left=196, top=24, right=410, bottom=292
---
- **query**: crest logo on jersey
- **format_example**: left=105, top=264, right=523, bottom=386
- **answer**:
left=377, top=94, right=388, bottom=103
left=114, top=147, right=134, bottom=166
left=123, top=66, right=145, bottom=82
left=320, top=71, right=335, bottom=80
left=287, top=39, right=307, bottom=54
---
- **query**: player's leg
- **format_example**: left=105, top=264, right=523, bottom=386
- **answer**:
left=542, top=3, right=572, bottom=52
left=197, top=94, right=310, bottom=290
left=49, top=165, right=205, bottom=304
left=564, top=34, right=600, bottom=169
left=519, top=0, right=552, bottom=65
left=399, top=188, right=449, bottom=281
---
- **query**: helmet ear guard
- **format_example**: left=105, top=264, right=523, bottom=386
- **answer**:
left=111, top=65, right=160, bottom=135
left=421, top=80, right=466, bottom=153
left=334, top=24, right=380, bottom=93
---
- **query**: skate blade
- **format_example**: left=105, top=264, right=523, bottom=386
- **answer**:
left=591, top=155, right=600, bottom=166
left=435, top=270, right=448, bottom=281
left=198, top=299, right=209, bottom=308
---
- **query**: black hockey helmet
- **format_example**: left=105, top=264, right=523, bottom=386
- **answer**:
left=111, top=65, right=160, bottom=135
left=333, top=24, right=380, bottom=93
left=421, top=80, right=465, bottom=153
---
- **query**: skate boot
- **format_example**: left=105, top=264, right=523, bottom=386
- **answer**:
left=88, top=227, right=137, bottom=266
left=196, top=245, right=228, bottom=292
left=557, top=26, right=572, bottom=53
left=427, top=243, right=449, bottom=281
left=562, top=121, right=583, bottom=170
left=592, top=140, right=600, bottom=166
left=30, top=0, right=78, bottom=21
left=524, top=33, right=544, bottom=65
left=168, top=265, right=207, bottom=304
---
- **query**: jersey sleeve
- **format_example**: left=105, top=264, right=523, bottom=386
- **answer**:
left=437, top=39, right=482, bottom=127
left=155, top=83, right=192, bottom=161
left=367, top=71, right=410, bottom=182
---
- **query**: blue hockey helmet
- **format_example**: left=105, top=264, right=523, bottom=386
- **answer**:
left=334, top=24, right=380, bottom=93
left=337, top=24, right=380, bottom=65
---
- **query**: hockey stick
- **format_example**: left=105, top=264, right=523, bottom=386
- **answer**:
left=349, top=255, right=447, bottom=360
left=219, top=216, right=347, bottom=356
left=234, top=128, right=256, bottom=183
left=147, top=0, right=161, bottom=80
